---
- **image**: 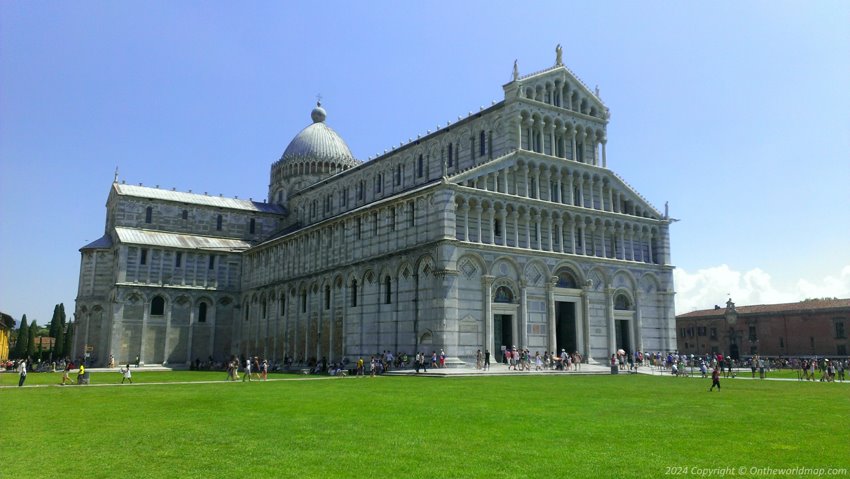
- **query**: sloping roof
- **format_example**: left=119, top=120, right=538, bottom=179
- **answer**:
left=80, top=234, right=113, bottom=250
left=113, top=184, right=284, bottom=214
left=0, top=312, right=13, bottom=330
left=678, top=299, right=850, bottom=319
left=114, top=227, right=253, bottom=252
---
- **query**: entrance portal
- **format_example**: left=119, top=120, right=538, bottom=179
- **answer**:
left=555, top=302, right=577, bottom=354
left=615, top=319, right=631, bottom=356
left=494, top=314, right=513, bottom=362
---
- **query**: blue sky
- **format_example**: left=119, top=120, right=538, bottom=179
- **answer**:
left=1, top=1, right=849, bottom=326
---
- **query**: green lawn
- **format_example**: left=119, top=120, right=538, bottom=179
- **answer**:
left=2, top=373, right=848, bottom=479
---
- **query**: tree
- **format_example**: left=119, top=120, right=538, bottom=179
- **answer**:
left=26, top=320, right=37, bottom=359
left=55, top=320, right=65, bottom=359
left=63, top=322, right=74, bottom=360
left=49, top=304, right=60, bottom=339
left=13, top=315, right=28, bottom=359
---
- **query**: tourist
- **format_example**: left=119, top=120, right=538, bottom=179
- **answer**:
left=475, top=349, right=482, bottom=370
left=708, top=366, right=721, bottom=391
left=758, top=357, right=766, bottom=379
left=837, top=360, right=846, bottom=382
left=535, top=351, right=542, bottom=371
left=17, top=359, right=27, bottom=387
left=121, top=364, right=132, bottom=384
left=61, top=363, right=72, bottom=385
left=750, top=357, right=757, bottom=378
left=242, top=359, right=252, bottom=382
left=370, top=356, right=377, bottom=377
left=261, top=360, right=268, bottom=381
left=573, top=351, right=582, bottom=371
left=439, top=350, right=446, bottom=368
left=431, top=351, right=438, bottom=369
left=484, top=350, right=490, bottom=371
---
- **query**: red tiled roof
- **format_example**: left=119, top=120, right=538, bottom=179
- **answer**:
left=677, top=298, right=850, bottom=319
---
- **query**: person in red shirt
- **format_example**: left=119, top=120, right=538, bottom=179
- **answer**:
left=709, top=366, right=721, bottom=391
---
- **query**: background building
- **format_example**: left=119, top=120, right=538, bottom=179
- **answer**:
left=0, top=312, right=12, bottom=361
left=676, top=298, right=850, bottom=358
left=75, top=51, right=677, bottom=367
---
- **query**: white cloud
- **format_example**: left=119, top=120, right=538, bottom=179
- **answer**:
left=673, top=264, right=850, bottom=314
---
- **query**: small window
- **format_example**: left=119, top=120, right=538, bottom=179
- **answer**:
left=208, top=255, right=215, bottom=270
left=835, top=321, right=846, bottom=339
left=838, top=345, right=847, bottom=356
left=325, top=286, right=331, bottom=310
left=810, top=336, right=815, bottom=348
left=182, top=209, right=188, bottom=220
left=262, top=299, right=267, bottom=318
left=145, top=206, right=152, bottom=224
left=375, top=174, right=382, bottom=193
left=389, top=209, right=396, bottom=232
left=140, top=249, right=148, bottom=265
left=710, top=328, right=717, bottom=339
left=302, top=291, right=307, bottom=312
left=529, top=178, right=537, bottom=198
left=417, top=155, right=424, bottom=178
left=249, top=218, right=256, bottom=234
left=280, top=295, right=286, bottom=316
left=198, top=302, right=207, bottom=322
left=175, top=252, right=182, bottom=268
left=494, top=218, right=502, bottom=237
left=216, top=215, right=223, bottom=231
left=447, top=143, right=454, bottom=167
left=373, top=212, right=379, bottom=235
left=384, top=276, right=392, bottom=304
left=244, top=304, right=250, bottom=321
left=479, top=131, right=486, bottom=157
left=151, top=296, right=165, bottom=316
left=356, top=217, right=362, bottom=240
left=748, top=325, right=757, bottom=341
left=408, top=201, right=415, bottom=227
left=779, top=337, right=784, bottom=348
left=351, top=281, right=358, bottom=307
left=395, top=165, right=402, bottom=186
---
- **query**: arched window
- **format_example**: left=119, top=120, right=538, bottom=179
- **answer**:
left=447, top=143, right=454, bottom=167
left=614, top=294, right=632, bottom=310
left=479, top=130, right=486, bottom=157
left=417, top=155, right=424, bottom=178
left=325, top=285, right=331, bottom=310
left=556, top=269, right=579, bottom=288
left=198, top=302, right=207, bottom=323
left=384, top=276, right=392, bottom=304
left=280, top=295, right=286, bottom=316
left=151, top=296, right=165, bottom=316
left=145, top=206, right=152, bottom=224
left=301, top=291, right=307, bottom=312
left=351, top=280, right=358, bottom=307
left=494, top=286, right=513, bottom=303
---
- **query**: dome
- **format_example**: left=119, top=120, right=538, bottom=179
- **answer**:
left=280, top=102, right=358, bottom=167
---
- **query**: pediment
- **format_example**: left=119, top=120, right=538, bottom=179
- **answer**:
left=504, top=65, right=608, bottom=121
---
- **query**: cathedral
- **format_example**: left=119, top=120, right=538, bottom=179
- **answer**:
left=74, top=51, right=677, bottom=367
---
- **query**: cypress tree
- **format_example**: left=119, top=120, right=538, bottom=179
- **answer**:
left=49, top=305, right=60, bottom=339
left=63, top=322, right=74, bottom=360
left=13, top=315, right=29, bottom=359
left=26, top=320, right=37, bottom=359
left=55, top=321, right=65, bottom=359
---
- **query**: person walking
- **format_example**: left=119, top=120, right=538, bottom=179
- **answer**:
left=17, top=360, right=27, bottom=387
left=484, top=350, right=490, bottom=371
left=61, top=363, right=72, bottom=385
left=121, top=364, right=133, bottom=384
left=261, top=360, right=268, bottom=381
left=709, top=366, right=721, bottom=392
left=242, top=358, right=252, bottom=382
